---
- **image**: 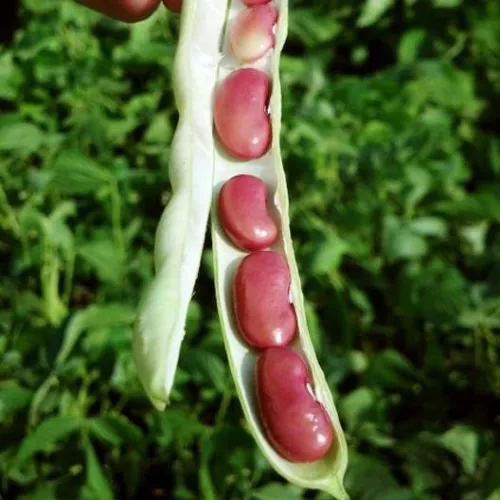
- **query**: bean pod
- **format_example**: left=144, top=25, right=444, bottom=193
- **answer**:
left=134, top=0, right=349, bottom=497
left=212, top=0, right=348, bottom=497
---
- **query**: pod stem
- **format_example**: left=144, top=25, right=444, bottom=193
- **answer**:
left=326, top=475, right=350, bottom=500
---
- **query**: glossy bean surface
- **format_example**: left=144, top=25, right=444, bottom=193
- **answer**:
left=233, top=251, right=296, bottom=348
left=230, top=5, right=278, bottom=64
left=213, top=68, right=271, bottom=160
left=255, top=347, right=334, bottom=462
left=218, top=174, right=278, bottom=251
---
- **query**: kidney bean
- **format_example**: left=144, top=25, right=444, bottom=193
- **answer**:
left=230, top=5, right=278, bottom=64
left=213, top=68, right=271, bottom=160
left=233, top=251, right=296, bottom=348
left=163, top=0, right=182, bottom=13
left=255, top=347, right=334, bottom=462
left=218, top=175, right=278, bottom=251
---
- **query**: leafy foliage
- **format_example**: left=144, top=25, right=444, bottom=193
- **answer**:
left=1, top=0, right=499, bottom=498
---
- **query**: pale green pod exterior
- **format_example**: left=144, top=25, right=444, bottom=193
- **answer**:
left=211, top=0, right=349, bottom=498
left=133, top=0, right=228, bottom=410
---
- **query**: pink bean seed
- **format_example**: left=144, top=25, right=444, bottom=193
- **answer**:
left=230, top=5, right=278, bottom=64
left=163, top=0, right=182, bottom=13
left=255, top=347, right=334, bottom=462
left=233, top=251, right=296, bottom=348
left=213, top=68, right=271, bottom=160
left=218, top=175, right=278, bottom=251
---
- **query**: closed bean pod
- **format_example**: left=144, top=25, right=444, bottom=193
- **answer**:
left=233, top=251, right=296, bottom=348
left=134, top=0, right=349, bottom=497
left=256, top=347, right=334, bottom=462
left=133, top=0, right=227, bottom=409
left=218, top=174, right=278, bottom=251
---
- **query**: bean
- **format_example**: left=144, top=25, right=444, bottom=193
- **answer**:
left=136, top=0, right=349, bottom=493
left=230, top=5, right=278, bottom=64
left=233, top=251, right=296, bottom=348
left=218, top=174, right=278, bottom=251
left=213, top=68, right=271, bottom=160
left=255, top=347, right=334, bottom=463
left=163, top=0, right=182, bottom=13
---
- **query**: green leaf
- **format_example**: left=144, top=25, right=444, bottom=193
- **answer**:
left=88, top=414, right=144, bottom=447
left=121, top=450, right=144, bottom=497
left=433, top=0, right=462, bottom=7
left=85, top=441, right=114, bottom=500
left=371, top=488, right=415, bottom=500
left=408, top=217, right=447, bottom=238
left=48, top=151, right=112, bottom=195
left=182, top=347, right=228, bottom=393
left=341, top=387, right=377, bottom=432
left=304, top=301, right=324, bottom=352
left=144, top=113, right=173, bottom=144
left=17, top=484, right=58, bottom=500
left=0, top=53, right=23, bottom=100
left=365, top=349, right=421, bottom=391
left=358, top=422, right=395, bottom=448
left=0, top=121, right=45, bottom=153
left=78, top=238, right=125, bottom=285
left=199, top=432, right=217, bottom=500
left=383, top=216, right=428, bottom=261
left=252, top=483, right=303, bottom=499
left=411, top=61, right=480, bottom=113
left=0, top=384, right=33, bottom=419
left=309, top=234, right=349, bottom=276
left=357, top=0, right=394, bottom=27
left=399, top=258, right=468, bottom=324
left=436, top=187, right=500, bottom=222
left=460, top=222, right=488, bottom=255
left=440, top=425, right=479, bottom=475
left=399, top=433, right=458, bottom=493
left=484, top=451, right=500, bottom=497
left=398, top=30, right=426, bottom=64
left=345, top=453, right=400, bottom=498
left=55, top=304, right=136, bottom=366
left=156, top=409, right=205, bottom=448
left=289, top=9, right=342, bottom=47
left=24, top=0, right=60, bottom=12
left=15, top=415, right=81, bottom=465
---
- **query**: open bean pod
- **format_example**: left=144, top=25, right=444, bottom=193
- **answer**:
left=133, top=0, right=349, bottom=496
left=211, top=0, right=348, bottom=497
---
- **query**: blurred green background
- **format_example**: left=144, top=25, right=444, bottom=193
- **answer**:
left=1, top=0, right=500, bottom=498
